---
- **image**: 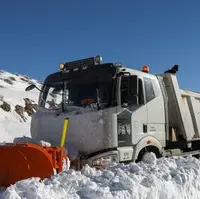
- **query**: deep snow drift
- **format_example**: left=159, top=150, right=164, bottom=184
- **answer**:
left=1, top=70, right=200, bottom=199
left=1, top=153, right=200, bottom=199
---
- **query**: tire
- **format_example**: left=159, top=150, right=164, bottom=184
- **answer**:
left=136, top=146, right=161, bottom=163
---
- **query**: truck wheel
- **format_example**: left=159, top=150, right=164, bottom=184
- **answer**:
left=136, top=146, right=161, bottom=163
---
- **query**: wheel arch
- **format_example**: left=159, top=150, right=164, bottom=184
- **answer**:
left=133, top=136, right=163, bottom=161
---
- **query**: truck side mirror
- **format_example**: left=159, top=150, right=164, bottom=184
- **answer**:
left=25, top=84, right=36, bottom=91
left=129, top=75, right=138, bottom=96
left=25, top=84, right=41, bottom=92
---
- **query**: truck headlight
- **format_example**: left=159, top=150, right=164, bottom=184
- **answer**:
left=59, top=63, right=65, bottom=70
left=92, top=154, right=117, bottom=167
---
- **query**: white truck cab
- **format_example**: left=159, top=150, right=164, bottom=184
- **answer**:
left=27, top=56, right=200, bottom=169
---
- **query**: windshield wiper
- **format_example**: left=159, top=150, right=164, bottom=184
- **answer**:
left=96, top=88, right=101, bottom=110
left=61, top=81, right=67, bottom=112
left=95, top=76, right=101, bottom=110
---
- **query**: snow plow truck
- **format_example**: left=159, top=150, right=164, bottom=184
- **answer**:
left=1, top=55, right=200, bottom=186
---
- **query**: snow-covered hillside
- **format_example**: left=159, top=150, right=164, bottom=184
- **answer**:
left=1, top=70, right=200, bottom=199
left=0, top=70, right=41, bottom=142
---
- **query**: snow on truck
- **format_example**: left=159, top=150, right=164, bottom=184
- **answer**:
left=26, top=55, right=200, bottom=168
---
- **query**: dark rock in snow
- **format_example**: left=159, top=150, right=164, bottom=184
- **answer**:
left=9, top=76, right=16, bottom=81
left=3, top=78, right=14, bottom=85
left=15, top=105, right=27, bottom=122
left=20, top=77, right=29, bottom=82
left=24, top=98, right=38, bottom=116
left=0, top=101, right=11, bottom=112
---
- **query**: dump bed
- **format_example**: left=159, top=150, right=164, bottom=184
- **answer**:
left=163, top=74, right=200, bottom=141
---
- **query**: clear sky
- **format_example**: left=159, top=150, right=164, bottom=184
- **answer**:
left=0, top=0, right=200, bottom=91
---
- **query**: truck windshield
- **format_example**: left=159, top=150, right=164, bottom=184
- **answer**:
left=68, top=81, right=112, bottom=108
left=40, top=79, right=114, bottom=112
left=39, top=64, right=117, bottom=112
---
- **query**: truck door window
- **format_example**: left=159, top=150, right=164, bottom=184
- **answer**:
left=121, top=76, right=129, bottom=105
left=121, top=76, right=141, bottom=105
left=138, top=78, right=144, bottom=104
left=144, top=77, right=155, bottom=103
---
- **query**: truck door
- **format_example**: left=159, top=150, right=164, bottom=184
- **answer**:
left=117, top=76, right=148, bottom=146
left=130, top=77, right=148, bottom=145
left=144, top=77, right=166, bottom=145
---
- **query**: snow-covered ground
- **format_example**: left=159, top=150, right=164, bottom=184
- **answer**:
left=2, top=153, right=200, bottom=199
left=1, top=70, right=200, bottom=199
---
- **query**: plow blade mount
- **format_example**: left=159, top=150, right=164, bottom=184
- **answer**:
left=0, top=143, right=67, bottom=187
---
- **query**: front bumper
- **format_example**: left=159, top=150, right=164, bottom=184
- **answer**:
left=69, top=150, right=119, bottom=170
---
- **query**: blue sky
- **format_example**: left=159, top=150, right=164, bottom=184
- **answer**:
left=0, top=0, right=200, bottom=91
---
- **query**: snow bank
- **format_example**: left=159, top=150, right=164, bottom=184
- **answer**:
left=1, top=153, right=200, bottom=199
left=13, top=136, right=52, bottom=147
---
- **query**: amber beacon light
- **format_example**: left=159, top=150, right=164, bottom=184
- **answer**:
left=142, top=65, right=149, bottom=73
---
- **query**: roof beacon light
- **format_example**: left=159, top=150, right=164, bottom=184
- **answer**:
left=59, top=63, right=65, bottom=70
left=94, top=55, right=103, bottom=64
left=142, top=65, right=149, bottom=73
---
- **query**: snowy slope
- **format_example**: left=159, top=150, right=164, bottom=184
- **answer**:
left=1, top=70, right=200, bottom=199
left=0, top=70, right=41, bottom=142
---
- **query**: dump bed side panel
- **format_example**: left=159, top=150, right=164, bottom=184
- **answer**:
left=163, top=74, right=195, bottom=140
left=181, top=90, right=200, bottom=138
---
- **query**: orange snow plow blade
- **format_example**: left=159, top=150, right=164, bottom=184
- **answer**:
left=0, top=143, right=67, bottom=187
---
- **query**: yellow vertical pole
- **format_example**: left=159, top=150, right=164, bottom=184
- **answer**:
left=60, top=117, right=69, bottom=147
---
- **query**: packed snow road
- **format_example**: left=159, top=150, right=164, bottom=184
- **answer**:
left=1, top=153, right=200, bottom=199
